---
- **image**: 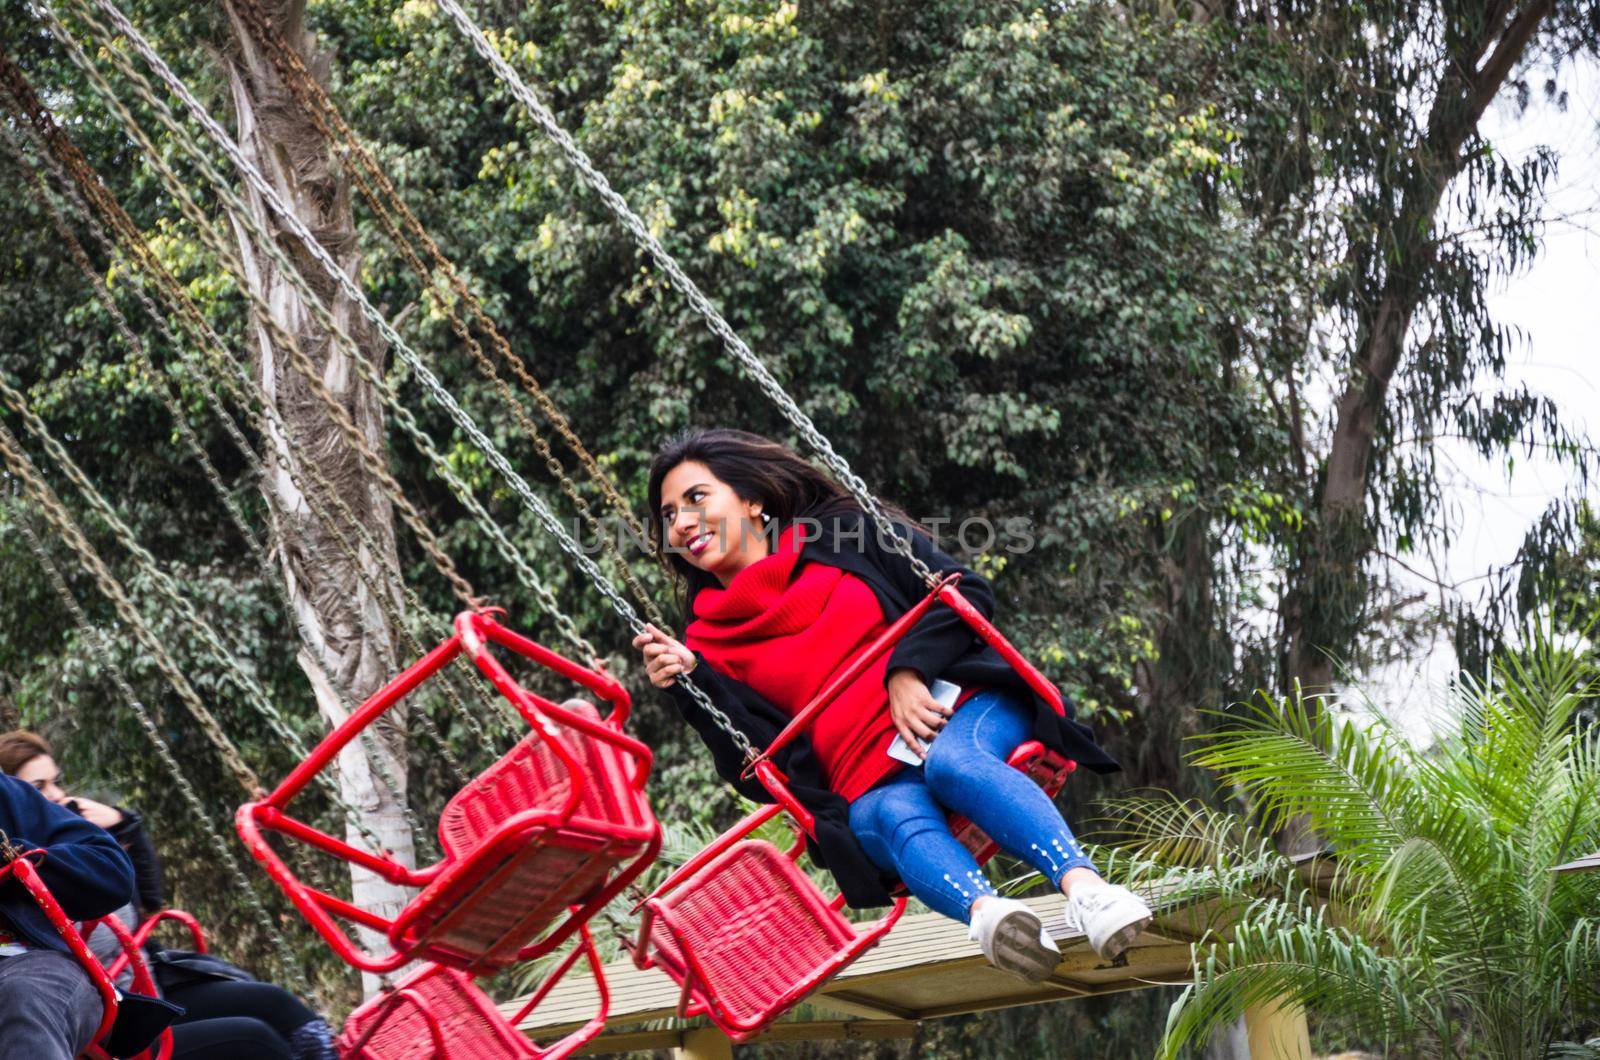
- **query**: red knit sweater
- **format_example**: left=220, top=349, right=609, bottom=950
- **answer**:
left=685, top=526, right=903, bottom=801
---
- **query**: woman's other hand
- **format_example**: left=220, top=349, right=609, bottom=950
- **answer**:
left=66, top=796, right=125, bottom=830
left=631, top=624, right=697, bottom=688
left=887, top=669, right=949, bottom=760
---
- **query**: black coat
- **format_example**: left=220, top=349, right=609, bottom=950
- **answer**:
left=666, top=511, right=1119, bottom=908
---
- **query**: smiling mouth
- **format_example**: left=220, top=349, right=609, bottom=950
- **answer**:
left=687, top=531, right=714, bottom=556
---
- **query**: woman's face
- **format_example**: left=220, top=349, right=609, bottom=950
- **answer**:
left=658, top=460, right=770, bottom=586
left=14, top=753, right=66, bottom=804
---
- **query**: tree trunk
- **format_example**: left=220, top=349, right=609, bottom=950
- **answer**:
left=218, top=0, right=414, bottom=996
left=1128, top=512, right=1219, bottom=792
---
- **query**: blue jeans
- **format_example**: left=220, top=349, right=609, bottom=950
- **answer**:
left=848, top=690, right=1095, bottom=922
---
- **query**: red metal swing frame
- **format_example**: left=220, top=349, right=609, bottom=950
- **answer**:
left=108, top=909, right=208, bottom=984
left=80, top=913, right=173, bottom=1060
left=0, top=852, right=120, bottom=1057
left=633, top=573, right=1077, bottom=1041
left=338, top=924, right=610, bottom=1059
left=237, top=609, right=662, bottom=974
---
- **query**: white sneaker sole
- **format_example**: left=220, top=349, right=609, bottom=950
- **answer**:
left=1095, top=914, right=1150, bottom=963
left=986, top=908, right=1060, bottom=982
left=1082, top=895, right=1153, bottom=963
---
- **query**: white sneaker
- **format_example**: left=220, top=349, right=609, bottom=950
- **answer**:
left=967, top=897, right=1061, bottom=982
left=1063, top=881, right=1152, bottom=963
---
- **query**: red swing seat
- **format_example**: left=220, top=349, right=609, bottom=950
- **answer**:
left=633, top=573, right=1076, bottom=1040
left=0, top=853, right=120, bottom=1058
left=237, top=610, right=661, bottom=974
left=635, top=803, right=900, bottom=1041
left=339, top=928, right=608, bottom=1059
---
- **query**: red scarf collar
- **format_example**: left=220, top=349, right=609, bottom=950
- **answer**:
left=688, top=524, right=818, bottom=639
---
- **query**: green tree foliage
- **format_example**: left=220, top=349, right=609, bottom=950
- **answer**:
left=1105, top=630, right=1600, bottom=1056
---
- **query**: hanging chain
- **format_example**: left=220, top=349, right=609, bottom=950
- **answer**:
left=13, top=513, right=314, bottom=996
left=231, top=0, right=668, bottom=623
left=19, top=15, right=594, bottom=670
left=1, top=134, right=470, bottom=833
left=64, top=0, right=754, bottom=757
left=76, top=0, right=629, bottom=625
left=0, top=64, right=507, bottom=806
left=0, top=45, right=550, bottom=775
left=0, top=420, right=263, bottom=794
left=42, top=0, right=748, bottom=765
left=432, top=0, right=940, bottom=590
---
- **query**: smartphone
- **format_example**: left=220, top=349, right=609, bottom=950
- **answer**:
left=887, top=679, right=961, bottom=766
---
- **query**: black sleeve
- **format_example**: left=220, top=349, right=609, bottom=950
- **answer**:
left=108, top=807, right=164, bottom=917
left=665, top=660, right=778, bottom=804
left=880, top=522, right=998, bottom=684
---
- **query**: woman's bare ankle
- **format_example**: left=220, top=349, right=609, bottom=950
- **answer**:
left=1059, top=867, right=1102, bottom=899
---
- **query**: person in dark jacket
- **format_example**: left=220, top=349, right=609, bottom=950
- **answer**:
left=0, top=770, right=135, bottom=1059
left=1, top=730, right=336, bottom=1060
left=633, top=428, right=1153, bottom=981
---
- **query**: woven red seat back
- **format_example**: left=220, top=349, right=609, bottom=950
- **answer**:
left=403, top=707, right=652, bottom=966
left=437, top=707, right=643, bottom=857
left=339, top=966, right=528, bottom=1059
left=651, top=841, right=857, bottom=1025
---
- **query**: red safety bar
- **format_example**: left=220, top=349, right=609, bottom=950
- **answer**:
left=0, top=853, right=120, bottom=1055
left=634, top=804, right=905, bottom=1041
left=339, top=927, right=608, bottom=1059
left=633, top=574, right=1078, bottom=1039
left=237, top=610, right=661, bottom=974
left=106, top=909, right=207, bottom=983
left=81, top=913, right=172, bottom=1060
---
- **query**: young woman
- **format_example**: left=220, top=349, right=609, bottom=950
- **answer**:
left=633, top=428, right=1152, bottom=981
left=0, top=730, right=337, bottom=1060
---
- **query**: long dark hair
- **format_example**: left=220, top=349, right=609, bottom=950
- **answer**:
left=647, top=428, right=910, bottom=613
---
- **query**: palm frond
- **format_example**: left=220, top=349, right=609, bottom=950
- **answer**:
left=1191, top=692, right=1417, bottom=867
left=1157, top=898, right=1432, bottom=1060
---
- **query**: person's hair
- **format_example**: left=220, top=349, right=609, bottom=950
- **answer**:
left=0, top=730, right=53, bottom=776
left=646, top=427, right=914, bottom=613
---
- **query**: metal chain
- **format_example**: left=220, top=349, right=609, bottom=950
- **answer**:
left=69, top=7, right=483, bottom=618
left=0, top=45, right=536, bottom=779
left=13, top=513, right=314, bottom=996
left=28, top=11, right=593, bottom=673
left=0, top=70, right=483, bottom=809
left=0, top=68, right=457, bottom=865
left=230, top=0, right=668, bottom=620
left=0, top=419, right=263, bottom=793
left=0, top=374, right=414, bottom=855
left=68, top=0, right=754, bottom=756
left=433, top=0, right=940, bottom=590
left=7, top=144, right=466, bottom=843
left=78, top=0, right=622, bottom=625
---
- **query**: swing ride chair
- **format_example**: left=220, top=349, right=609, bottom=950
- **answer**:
left=79, top=912, right=174, bottom=1060
left=237, top=608, right=662, bottom=976
left=632, top=572, right=1077, bottom=1041
left=338, top=935, right=608, bottom=1060
left=0, top=852, right=120, bottom=1058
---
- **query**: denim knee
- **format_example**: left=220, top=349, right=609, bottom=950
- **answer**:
left=922, top=737, right=964, bottom=796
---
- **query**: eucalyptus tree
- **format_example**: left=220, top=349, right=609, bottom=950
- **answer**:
left=1198, top=1, right=1599, bottom=711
